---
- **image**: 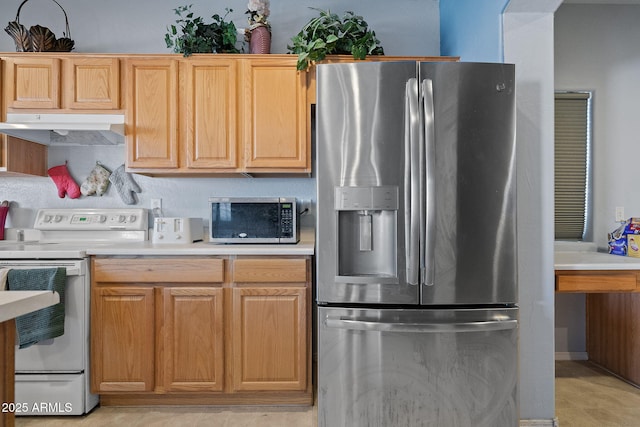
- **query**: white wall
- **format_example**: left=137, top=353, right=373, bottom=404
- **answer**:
left=504, top=0, right=561, bottom=421
left=554, top=4, right=640, bottom=356
left=0, top=0, right=440, bottom=226
left=0, top=0, right=440, bottom=55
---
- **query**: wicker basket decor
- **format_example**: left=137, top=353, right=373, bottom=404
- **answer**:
left=4, top=0, right=74, bottom=52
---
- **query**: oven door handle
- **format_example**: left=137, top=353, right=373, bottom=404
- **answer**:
left=2, top=266, right=82, bottom=276
left=63, top=267, right=81, bottom=276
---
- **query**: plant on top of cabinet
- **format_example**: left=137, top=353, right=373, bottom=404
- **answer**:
left=165, top=5, right=240, bottom=56
left=287, top=8, right=385, bottom=71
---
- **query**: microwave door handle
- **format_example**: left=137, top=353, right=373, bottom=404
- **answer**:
left=404, top=78, right=420, bottom=286
left=421, top=78, right=436, bottom=288
left=325, top=317, right=518, bottom=333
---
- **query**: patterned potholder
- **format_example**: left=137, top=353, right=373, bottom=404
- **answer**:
left=80, top=162, right=111, bottom=196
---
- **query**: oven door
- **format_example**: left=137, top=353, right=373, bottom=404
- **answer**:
left=0, top=260, right=88, bottom=373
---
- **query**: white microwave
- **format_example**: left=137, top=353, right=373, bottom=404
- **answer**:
left=208, top=197, right=299, bottom=244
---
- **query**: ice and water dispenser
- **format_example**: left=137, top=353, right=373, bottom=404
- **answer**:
left=334, top=186, right=398, bottom=282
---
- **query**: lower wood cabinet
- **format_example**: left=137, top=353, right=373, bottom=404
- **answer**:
left=91, top=286, right=155, bottom=392
left=231, top=257, right=309, bottom=392
left=90, top=255, right=312, bottom=406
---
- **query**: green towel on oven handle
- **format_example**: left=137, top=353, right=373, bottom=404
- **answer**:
left=7, top=268, right=66, bottom=349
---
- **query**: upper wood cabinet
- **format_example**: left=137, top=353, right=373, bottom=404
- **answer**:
left=0, top=135, right=47, bottom=176
left=125, top=58, right=179, bottom=169
left=183, top=58, right=238, bottom=169
left=125, top=54, right=309, bottom=175
left=64, top=57, right=120, bottom=110
left=241, top=57, right=308, bottom=172
left=2, top=55, right=121, bottom=113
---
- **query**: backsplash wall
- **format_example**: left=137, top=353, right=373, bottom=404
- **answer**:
left=1, top=145, right=315, bottom=228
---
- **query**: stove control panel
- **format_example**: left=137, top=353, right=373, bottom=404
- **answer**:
left=35, top=208, right=148, bottom=231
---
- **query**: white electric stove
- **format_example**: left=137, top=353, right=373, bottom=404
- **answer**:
left=0, top=208, right=148, bottom=416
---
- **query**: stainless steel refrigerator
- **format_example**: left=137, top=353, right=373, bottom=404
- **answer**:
left=316, top=61, right=518, bottom=427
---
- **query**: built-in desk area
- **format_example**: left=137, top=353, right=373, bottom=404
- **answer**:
left=0, top=291, right=59, bottom=427
left=555, top=243, right=640, bottom=387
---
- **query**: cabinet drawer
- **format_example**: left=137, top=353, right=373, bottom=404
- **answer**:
left=556, top=272, right=638, bottom=292
left=232, top=258, right=307, bottom=283
left=93, top=258, right=225, bottom=283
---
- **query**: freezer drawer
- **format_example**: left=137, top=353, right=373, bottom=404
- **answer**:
left=318, top=307, right=518, bottom=427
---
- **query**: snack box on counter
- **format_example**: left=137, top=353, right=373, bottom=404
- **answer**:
left=608, top=218, right=640, bottom=256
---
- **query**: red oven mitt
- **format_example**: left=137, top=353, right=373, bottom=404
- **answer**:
left=48, top=163, right=81, bottom=199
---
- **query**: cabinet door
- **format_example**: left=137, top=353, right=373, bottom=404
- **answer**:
left=241, top=58, right=308, bottom=171
left=161, top=287, right=225, bottom=392
left=183, top=59, right=238, bottom=169
left=4, top=57, right=61, bottom=109
left=65, top=57, right=120, bottom=110
left=231, top=257, right=309, bottom=392
left=231, top=286, right=307, bottom=391
left=91, top=286, right=155, bottom=392
left=125, top=58, right=179, bottom=169
left=0, top=135, right=47, bottom=176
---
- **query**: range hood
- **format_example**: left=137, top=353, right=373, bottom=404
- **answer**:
left=0, top=113, right=125, bottom=145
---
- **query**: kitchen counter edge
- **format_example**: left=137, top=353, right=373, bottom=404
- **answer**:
left=86, top=228, right=315, bottom=256
left=555, top=250, right=640, bottom=270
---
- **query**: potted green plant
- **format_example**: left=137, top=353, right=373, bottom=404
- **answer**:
left=165, top=4, right=240, bottom=56
left=287, top=8, right=384, bottom=71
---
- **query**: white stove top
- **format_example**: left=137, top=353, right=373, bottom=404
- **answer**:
left=0, top=208, right=148, bottom=259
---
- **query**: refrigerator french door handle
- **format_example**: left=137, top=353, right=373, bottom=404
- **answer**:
left=404, top=78, right=420, bottom=286
left=325, top=317, right=518, bottom=333
left=421, top=79, right=436, bottom=287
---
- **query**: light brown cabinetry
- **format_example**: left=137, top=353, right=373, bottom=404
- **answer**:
left=241, top=57, right=307, bottom=171
left=91, top=257, right=225, bottom=394
left=183, top=58, right=238, bottom=169
left=0, top=135, right=47, bottom=176
left=91, top=285, right=155, bottom=392
left=231, top=258, right=309, bottom=392
left=2, top=55, right=120, bottom=112
left=555, top=270, right=640, bottom=292
left=124, top=58, right=179, bottom=169
left=91, top=255, right=312, bottom=406
left=125, top=55, right=309, bottom=175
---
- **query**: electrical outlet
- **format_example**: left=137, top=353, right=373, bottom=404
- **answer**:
left=616, top=206, right=625, bottom=222
left=151, top=198, right=162, bottom=212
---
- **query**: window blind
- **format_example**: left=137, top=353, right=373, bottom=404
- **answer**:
left=554, top=92, right=591, bottom=240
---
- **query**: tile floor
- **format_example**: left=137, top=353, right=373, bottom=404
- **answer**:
left=15, top=404, right=317, bottom=427
left=14, top=360, right=640, bottom=426
left=555, top=360, right=640, bottom=427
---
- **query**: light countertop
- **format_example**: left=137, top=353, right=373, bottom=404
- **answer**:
left=87, top=228, right=315, bottom=256
left=555, top=241, right=640, bottom=270
left=0, top=291, right=59, bottom=323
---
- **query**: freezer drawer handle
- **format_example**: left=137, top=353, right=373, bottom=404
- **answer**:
left=325, top=317, right=517, bottom=333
